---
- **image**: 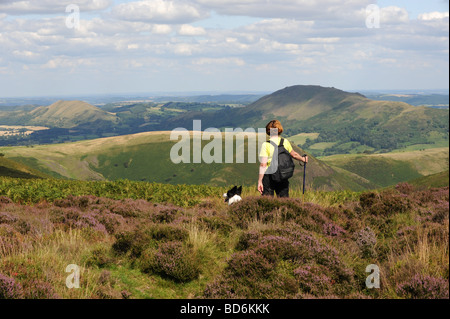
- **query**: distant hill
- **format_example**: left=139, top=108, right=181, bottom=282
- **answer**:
left=0, top=131, right=378, bottom=191
left=1, top=86, right=448, bottom=156
left=365, top=93, right=449, bottom=109
left=27, top=100, right=118, bottom=128
left=0, top=155, right=49, bottom=179
left=0, top=100, right=118, bottom=129
left=163, top=85, right=449, bottom=155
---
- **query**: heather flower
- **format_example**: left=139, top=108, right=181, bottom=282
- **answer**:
left=395, top=183, right=415, bottom=195
left=0, top=273, right=23, bottom=299
left=294, top=265, right=333, bottom=296
left=397, top=274, right=449, bottom=299
left=354, top=227, right=377, bottom=258
left=0, top=212, right=17, bottom=224
left=226, top=250, right=274, bottom=279
left=323, top=223, right=346, bottom=237
left=204, top=277, right=238, bottom=299
left=0, top=196, right=12, bottom=205
left=24, top=280, right=59, bottom=299
left=150, top=241, right=200, bottom=282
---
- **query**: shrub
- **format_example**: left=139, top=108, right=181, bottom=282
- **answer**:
left=0, top=212, right=17, bottom=224
left=96, top=213, right=124, bottom=234
left=354, top=227, right=377, bottom=258
left=146, top=224, right=189, bottom=242
left=395, top=183, right=415, bottom=195
left=200, top=217, right=233, bottom=236
left=0, top=196, right=12, bottom=204
left=229, top=197, right=331, bottom=233
left=0, top=224, right=23, bottom=256
left=85, top=246, right=114, bottom=268
left=152, top=208, right=179, bottom=224
left=112, top=231, right=151, bottom=257
left=359, top=191, right=412, bottom=216
left=0, top=273, right=23, bottom=299
left=226, top=250, right=274, bottom=279
left=150, top=241, right=200, bottom=282
left=396, top=274, right=449, bottom=299
left=294, top=265, right=333, bottom=296
left=23, top=280, right=59, bottom=299
left=323, top=223, right=346, bottom=237
left=204, top=276, right=238, bottom=299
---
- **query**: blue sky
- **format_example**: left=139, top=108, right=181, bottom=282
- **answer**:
left=0, top=0, right=448, bottom=97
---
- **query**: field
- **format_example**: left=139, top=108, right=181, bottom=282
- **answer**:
left=321, top=147, right=449, bottom=188
left=288, top=133, right=320, bottom=146
left=0, top=125, right=49, bottom=137
left=0, top=177, right=448, bottom=299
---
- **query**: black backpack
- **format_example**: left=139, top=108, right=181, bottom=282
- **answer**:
left=268, top=138, right=295, bottom=182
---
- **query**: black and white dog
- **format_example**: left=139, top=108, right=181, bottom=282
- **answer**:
left=223, top=185, right=242, bottom=205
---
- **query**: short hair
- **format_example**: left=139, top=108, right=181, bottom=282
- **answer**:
left=265, top=120, right=283, bottom=136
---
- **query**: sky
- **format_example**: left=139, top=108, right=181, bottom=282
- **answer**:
left=0, top=0, right=448, bottom=97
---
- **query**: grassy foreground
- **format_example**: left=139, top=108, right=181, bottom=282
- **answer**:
left=0, top=177, right=448, bottom=299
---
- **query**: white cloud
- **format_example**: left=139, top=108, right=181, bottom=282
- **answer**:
left=193, top=0, right=373, bottom=20
left=419, top=11, right=449, bottom=21
left=0, top=0, right=448, bottom=96
left=111, top=0, right=209, bottom=24
left=380, top=6, right=410, bottom=24
left=178, top=24, right=206, bottom=36
left=192, top=57, right=245, bottom=66
left=0, top=0, right=112, bottom=15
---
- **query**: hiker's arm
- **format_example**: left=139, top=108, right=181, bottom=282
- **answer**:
left=290, top=150, right=308, bottom=163
left=258, top=158, right=268, bottom=194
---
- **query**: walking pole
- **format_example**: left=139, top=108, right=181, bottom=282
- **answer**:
left=302, top=154, right=307, bottom=202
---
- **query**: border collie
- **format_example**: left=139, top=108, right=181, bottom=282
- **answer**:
left=223, top=185, right=242, bottom=205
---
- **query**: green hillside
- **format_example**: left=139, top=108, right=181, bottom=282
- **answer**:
left=0, top=131, right=376, bottom=191
left=408, top=170, right=449, bottom=188
left=1, top=86, right=448, bottom=156
left=0, top=155, right=49, bottom=179
left=28, top=100, right=118, bottom=128
left=321, top=147, right=449, bottom=188
left=163, top=85, right=449, bottom=156
left=0, top=100, right=118, bottom=128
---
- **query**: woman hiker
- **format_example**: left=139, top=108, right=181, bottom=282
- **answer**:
left=258, top=120, right=308, bottom=198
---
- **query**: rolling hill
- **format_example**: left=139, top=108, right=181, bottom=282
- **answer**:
left=162, top=85, right=449, bottom=155
left=408, top=170, right=449, bottom=188
left=0, top=155, right=49, bottom=179
left=320, top=147, right=449, bottom=188
left=28, top=100, right=118, bottom=128
left=0, top=131, right=379, bottom=191
left=0, top=100, right=118, bottom=129
left=1, top=86, right=448, bottom=157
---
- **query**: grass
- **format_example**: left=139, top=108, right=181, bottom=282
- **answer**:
left=288, top=133, right=320, bottom=146
left=321, top=147, right=449, bottom=187
left=0, top=156, right=49, bottom=179
left=309, top=142, right=337, bottom=150
left=409, top=170, right=450, bottom=188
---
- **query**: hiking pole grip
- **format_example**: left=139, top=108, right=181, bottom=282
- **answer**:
left=302, top=154, right=307, bottom=195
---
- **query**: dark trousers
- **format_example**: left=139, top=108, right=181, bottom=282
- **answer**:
left=262, top=174, right=289, bottom=198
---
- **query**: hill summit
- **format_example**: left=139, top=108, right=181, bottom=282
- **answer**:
left=246, top=85, right=367, bottom=120
left=28, top=100, right=117, bottom=128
